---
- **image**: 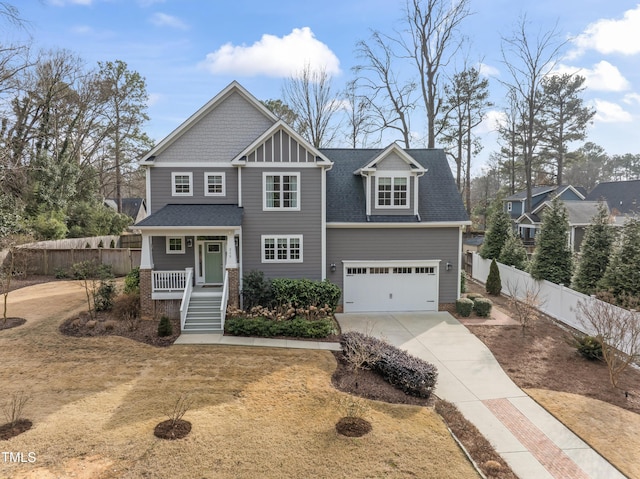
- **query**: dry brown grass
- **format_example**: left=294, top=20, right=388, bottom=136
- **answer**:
left=527, top=388, right=640, bottom=479
left=1, top=282, right=479, bottom=479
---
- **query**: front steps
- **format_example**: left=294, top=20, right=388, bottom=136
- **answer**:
left=182, top=292, right=223, bottom=333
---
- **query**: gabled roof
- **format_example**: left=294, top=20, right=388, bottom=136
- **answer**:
left=353, top=143, right=426, bottom=174
left=105, top=198, right=146, bottom=220
left=586, top=180, right=640, bottom=215
left=140, top=81, right=277, bottom=164
left=504, top=184, right=585, bottom=202
left=323, top=148, right=468, bottom=223
left=135, top=204, right=243, bottom=228
left=231, top=120, right=332, bottom=166
left=525, top=200, right=607, bottom=226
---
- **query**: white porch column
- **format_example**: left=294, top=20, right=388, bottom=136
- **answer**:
left=225, top=231, right=238, bottom=268
left=140, top=234, right=154, bottom=269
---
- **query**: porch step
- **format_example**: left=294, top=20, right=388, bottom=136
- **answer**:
left=183, top=295, right=223, bottom=333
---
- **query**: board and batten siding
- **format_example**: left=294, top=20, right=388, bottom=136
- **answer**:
left=326, top=227, right=461, bottom=304
left=149, top=167, right=238, bottom=213
left=240, top=167, right=323, bottom=280
left=151, top=236, right=196, bottom=271
left=153, top=91, right=274, bottom=164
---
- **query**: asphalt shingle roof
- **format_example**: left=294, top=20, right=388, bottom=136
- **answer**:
left=586, top=180, right=640, bottom=215
left=135, top=204, right=243, bottom=228
left=321, top=148, right=469, bottom=223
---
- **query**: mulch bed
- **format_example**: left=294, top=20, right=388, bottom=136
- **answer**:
left=153, top=419, right=191, bottom=440
left=335, top=417, right=372, bottom=437
left=0, top=317, right=26, bottom=331
left=0, top=420, right=32, bottom=440
left=463, top=280, right=640, bottom=414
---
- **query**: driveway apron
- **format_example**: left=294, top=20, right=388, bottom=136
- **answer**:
left=336, top=312, right=626, bottom=479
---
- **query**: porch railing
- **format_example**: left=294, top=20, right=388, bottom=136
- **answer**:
left=152, top=270, right=187, bottom=291
left=220, top=270, right=229, bottom=331
left=179, top=268, right=194, bottom=332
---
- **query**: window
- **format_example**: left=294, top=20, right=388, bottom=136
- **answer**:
left=172, top=172, right=193, bottom=196
left=369, top=267, right=389, bottom=274
left=415, top=266, right=435, bottom=274
left=377, top=176, right=408, bottom=207
left=346, top=267, right=367, bottom=275
left=204, top=172, right=225, bottom=196
left=166, top=236, right=185, bottom=254
left=262, top=235, right=303, bottom=263
left=393, top=267, right=412, bottom=274
left=264, top=173, right=300, bottom=210
left=507, top=201, right=513, bottom=212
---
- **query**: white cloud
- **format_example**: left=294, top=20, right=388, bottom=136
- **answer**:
left=71, top=25, right=93, bottom=35
left=478, top=110, right=506, bottom=134
left=149, top=12, right=189, bottom=30
left=147, top=93, right=162, bottom=107
left=569, top=5, right=640, bottom=58
left=477, top=63, right=499, bottom=78
left=592, top=100, right=633, bottom=123
left=623, top=93, right=640, bottom=105
left=552, top=61, right=630, bottom=92
left=138, top=0, right=165, bottom=6
left=48, top=0, right=92, bottom=5
left=199, top=27, right=341, bottom=78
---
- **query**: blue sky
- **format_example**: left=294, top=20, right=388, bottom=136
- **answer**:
left=12, top=0, right=640, bottom=172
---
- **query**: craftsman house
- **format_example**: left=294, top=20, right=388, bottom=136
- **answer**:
left=135, top=81, right=470, bottom=332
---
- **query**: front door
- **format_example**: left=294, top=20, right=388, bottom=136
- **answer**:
left=204, top=242, right=223, bottom=284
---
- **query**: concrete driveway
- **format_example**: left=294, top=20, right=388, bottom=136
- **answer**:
left=336, top=312, right=625, bottom=479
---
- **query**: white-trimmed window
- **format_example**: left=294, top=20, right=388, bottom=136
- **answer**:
left=166, top=236, right=185, bottom=254
left=261, top=235, right=303, bottom=263
left=377, top=175, right=409, bottom=208
left=263, top=173, right=300, bottom=210
left=172, top=172, right=193, bottom=196
left=204, top=172, right=225, bottom=196
left=507, top=201, right=513, bottom=212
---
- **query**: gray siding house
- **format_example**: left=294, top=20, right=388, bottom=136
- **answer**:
left=135, top=82, right=470, bottom=332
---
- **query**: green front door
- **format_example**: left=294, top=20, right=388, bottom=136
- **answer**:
left=204, top=242, right=223, bottom=283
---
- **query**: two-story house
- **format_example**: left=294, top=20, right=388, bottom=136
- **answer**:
left=135, top=81, right=470, bottom=332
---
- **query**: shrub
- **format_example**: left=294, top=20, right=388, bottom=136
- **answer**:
left=158, top=316, right=173, bottom=337
left=224, top=316, right=334, bottom=338
left=241, top=270, right=273, bottom=309
left=112, top=292, right=141, bottom=320
left=271, top=278, right=341, bottom=310
left=473, top=297, right=493, bottom=317
left=569, top=334, right=603, bottom=361
left=340, top=330, right=385, bottom=371
left=124, top=266, right=140, bottom=294
left=465, top=293, right=483, bottom=301
left=340, top=332, right=438, bottom=399
left=486, top=259, right=502, bottom=295
left=94, top=279, right=116, bottom=311
left=460, top=271, right=467, bottom=294
left=456, top=298, right=473, bottom=317
left=54, top=267, right=69, bottom=279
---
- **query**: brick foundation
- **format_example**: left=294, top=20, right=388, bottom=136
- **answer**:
left=140, top=269, right=153, bottom=318
left=227, top=267, right=239, bottom=309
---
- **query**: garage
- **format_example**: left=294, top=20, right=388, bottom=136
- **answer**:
left=342, top=260, right=440, bottom=313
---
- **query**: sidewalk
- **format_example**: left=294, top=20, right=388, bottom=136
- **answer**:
left=335, top=311, right=626, bottom=479
left=174, top=332, right=341, bottom=351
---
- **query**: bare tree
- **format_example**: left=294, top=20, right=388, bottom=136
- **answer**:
left=495, top=87, right=524, bottom=195
left=403, top=0, right=471, bottom=148
left=354, top=32, right=416, bottom=148
left=576, top=293, right=640, bottom=389
left=282, top=65, right=340, bottom=148
left=342, top=79, right=372, bottom=148
left=506, top=279, right=543, bottom=337
left=501, top=16, right=565, bottom=211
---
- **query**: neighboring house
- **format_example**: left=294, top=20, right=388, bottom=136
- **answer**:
left=586, top=179, right=640, bottom=223
left=104, top=198, right=147, bottom=224
left=134, top=81, right=470, bottom=332
left=504, top=185, right=586, bottom=245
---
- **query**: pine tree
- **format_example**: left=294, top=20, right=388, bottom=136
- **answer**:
left=486, top=259, right=502, bottom=295
left=499, top=228, right=529, bottom=270
left=530, top=196, right=573, bottom=284
left=599, top=217, right=640, bottom=301
left=480, top=207, right=511, bottom=260
left=572, top=202, right=614, bottom=295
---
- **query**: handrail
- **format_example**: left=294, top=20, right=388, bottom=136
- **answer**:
left=153, top=270, right=187, bottom=291
left=220, top=270, right=229, bottom=331
left=179, top=267, right=194, bottom=332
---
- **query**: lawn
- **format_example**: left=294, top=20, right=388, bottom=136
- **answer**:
left=0, top=282, right=479, bottom=479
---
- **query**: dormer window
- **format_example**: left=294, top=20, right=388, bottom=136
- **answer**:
left=377, top=175, right=409, bottom=208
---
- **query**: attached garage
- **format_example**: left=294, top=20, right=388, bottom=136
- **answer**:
left=342, top=260, right=440, bottom=313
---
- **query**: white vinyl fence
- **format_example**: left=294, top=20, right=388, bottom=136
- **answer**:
left=471, top=253, right=634, bottom=341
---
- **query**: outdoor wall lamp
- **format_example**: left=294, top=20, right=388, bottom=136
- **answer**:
left=330, top=263, right=337, bottom=273
left=186, top=238, right=193, bottom=248
left=446, top=261, right=452, bottom=271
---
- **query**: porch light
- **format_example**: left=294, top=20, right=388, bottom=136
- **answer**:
left=330, top=263, right=337, bottom=273
left=446, top=262, right=452, bottom=271
left=186, top=238, right=193, bottom=248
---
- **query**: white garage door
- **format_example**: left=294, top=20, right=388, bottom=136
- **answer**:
left=342, top=261, right=439, bottom=313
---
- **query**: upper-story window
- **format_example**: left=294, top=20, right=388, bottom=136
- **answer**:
left=263, top=173, right=300, bottom=210
left=507, top=201, right=513, bottom=212
left=377, top=175, right=409, bottom=208
left=204, top=172, right=226, bottom=196
left=172, top=172, right=193, bottom=196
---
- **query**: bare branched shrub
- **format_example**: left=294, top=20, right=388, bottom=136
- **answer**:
left=576, top=293, right=640, bottom=389
left=337, top=395, right=369, bottom=419
left=164, top=393, right=193, bottom=428
left=122, top=311, right=138, bottom=332
left=3, top=391, right=30, bottom=427
left=340, top=329, right=384, bottom=372
left=506, top=280, right=543, bottom=337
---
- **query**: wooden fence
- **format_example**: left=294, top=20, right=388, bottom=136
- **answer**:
left=11, top=248, right=141, bottom=276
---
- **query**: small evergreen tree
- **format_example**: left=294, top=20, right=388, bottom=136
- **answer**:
left=499, top=228, right=529, bottom=270
left=572, top=202, right=614, bottom=295
left=486, top=259, right=502, bottom=295
left=530, top=196, right=573, bottom=284
left=480, top=207, right=511, bottom=259
left=158, top=316, right=173, bottom=337
left=599, top=216, right=640, bottom=301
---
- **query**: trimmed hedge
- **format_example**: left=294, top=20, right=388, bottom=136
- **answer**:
left=271, top=278, right=341, bottom=310
left=465, top=293, right=483, bottom=301
left=224, top=316, right=334, bottom=339
left=473, top=297, right=493, bottom=317
left=456, top=298, right=474, bottom=317
left=340, top=331, right=438, bottom=399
